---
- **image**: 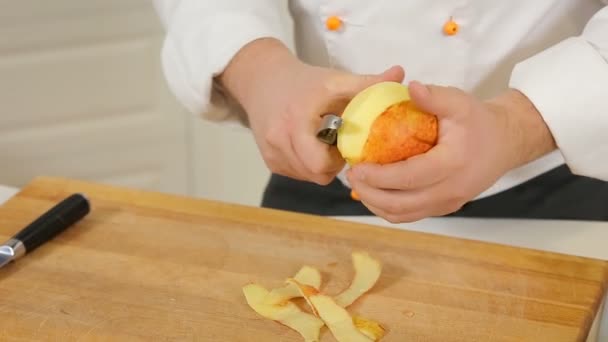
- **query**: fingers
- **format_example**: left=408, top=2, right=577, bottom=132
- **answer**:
left=262, top=65, right=409, bottom=185
left=331, top=65, right=406, bottom=99
left=348, top=177, right=429, bottom=214
left=282, top=66, right=404, bottom=185
left=348, top=178, right=464, bottom=223
left=258, top=103, right=344, bottom=184
left=368, top=65, right=406, bottom=87
left=291, top=137, right=344, bottom=185
left=261, top=129, right=310, bottom=182
left=363, top=203, right=429, bottom=224
left=408, top=80, right=468, bottom=120
left=348, top=144, right=452, bottom=190
left=291, top=114, right=345, bottom=185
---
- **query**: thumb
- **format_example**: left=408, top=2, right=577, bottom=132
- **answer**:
left=408, top=80, right=466, bottom=119
left=371, top=65, right=406, bottom=84
left=340, top=65, right=406, bottom=97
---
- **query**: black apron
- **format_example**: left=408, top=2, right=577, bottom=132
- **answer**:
left=261, top=165, right=608, bottom=221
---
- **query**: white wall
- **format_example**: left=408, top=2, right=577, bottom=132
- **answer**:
left=0, top=0, right=271, bottom=206
left=188, top=120, right=270, bottom=206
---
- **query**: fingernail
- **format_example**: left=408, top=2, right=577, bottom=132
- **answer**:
left=410, top=80, right=430, bottom=98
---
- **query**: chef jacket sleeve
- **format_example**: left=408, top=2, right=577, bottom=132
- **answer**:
left=509, top=4, right=608, bottom=181
left=152, top=0, right=291, bottom=126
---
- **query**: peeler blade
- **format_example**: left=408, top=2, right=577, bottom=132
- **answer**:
left=316, top=114, right=342, bottom=145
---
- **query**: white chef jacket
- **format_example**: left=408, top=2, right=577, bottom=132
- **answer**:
left=153, top=1, right=608, bottom=200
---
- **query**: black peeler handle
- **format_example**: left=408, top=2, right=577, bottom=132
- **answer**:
left=13, top=193, right=90, bottom=253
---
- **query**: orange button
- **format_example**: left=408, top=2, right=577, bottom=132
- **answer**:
left=326, top=15, right=342, bottom=31
left=443, top=17, right=459, bottom=35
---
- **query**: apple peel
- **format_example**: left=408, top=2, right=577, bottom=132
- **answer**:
left=262, top=265, right=321, bottom=305
left=242, top=252, right=385, bottom=341
left=309, top=295, right=374, bottom=342
left=354, top=316, right=386, bottom=340
left=288, top=278, right=385, bottom=342
left=243, top=283, right=324, bottom=342
left=334, top=251, right=382, bottom=307
left=285, top=278, right=321, bottom=316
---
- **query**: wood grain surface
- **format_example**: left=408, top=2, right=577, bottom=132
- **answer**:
left=0, top=176, right=607, bottom=341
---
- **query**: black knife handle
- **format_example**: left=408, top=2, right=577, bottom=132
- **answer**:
left=14, top=193, right=90, bottom=253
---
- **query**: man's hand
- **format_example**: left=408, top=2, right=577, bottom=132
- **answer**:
left=219, top=38, right=405, bottom=185
left=347, top=81, right=557, bottom=223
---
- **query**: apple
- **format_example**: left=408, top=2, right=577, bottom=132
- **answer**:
left=337, top=81, right=438, bottom=165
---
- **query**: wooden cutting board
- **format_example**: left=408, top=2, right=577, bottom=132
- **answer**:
left=0, top=176, right=607, bottom=341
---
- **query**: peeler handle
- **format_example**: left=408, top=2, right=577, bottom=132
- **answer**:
left=14, top=193, right=90, bottom=253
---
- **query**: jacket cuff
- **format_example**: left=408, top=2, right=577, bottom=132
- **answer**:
left=509, top=37, right=608, bottom=180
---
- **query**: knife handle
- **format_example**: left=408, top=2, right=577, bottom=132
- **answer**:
left=14, top=193, right=90, bottom=253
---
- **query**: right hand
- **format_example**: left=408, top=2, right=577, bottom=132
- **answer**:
left=219, top=38, right=405, bottom=185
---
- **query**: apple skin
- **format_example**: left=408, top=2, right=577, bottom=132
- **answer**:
left=337, top=81, right=438, bottom=165
left=360, top=99, right=438, bottom=164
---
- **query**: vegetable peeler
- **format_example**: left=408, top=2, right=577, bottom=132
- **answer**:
left=316, top=114, right=343, bottom=145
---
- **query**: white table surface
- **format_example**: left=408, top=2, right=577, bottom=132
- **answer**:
left=0, top=184, right=18, bottom=206
left=332, top=215, right=608, bottom=261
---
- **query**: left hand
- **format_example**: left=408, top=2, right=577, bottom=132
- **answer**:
left=346, top=80, right=555, bottom=223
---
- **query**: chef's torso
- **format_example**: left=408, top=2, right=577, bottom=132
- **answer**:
left=287, top=0, right=605, bottom=198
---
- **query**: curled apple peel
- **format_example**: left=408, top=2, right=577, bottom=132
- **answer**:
left=309, top=294, right=375, bottom=342
left=354, top=316, right=386, bottom=340
left=288, top=278, right=385, bottom=342
left=262, top=265, right=322, bottom=305
left=243, top=283, right=324, bottom=342
left=285, top=278, right=321, bottom=316
left=242, top=252, right=385, bottom=341
left=334, top=251, right=382, bottom=307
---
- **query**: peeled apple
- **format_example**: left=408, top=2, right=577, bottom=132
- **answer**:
left=337, top=81, right=438, bottom=165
